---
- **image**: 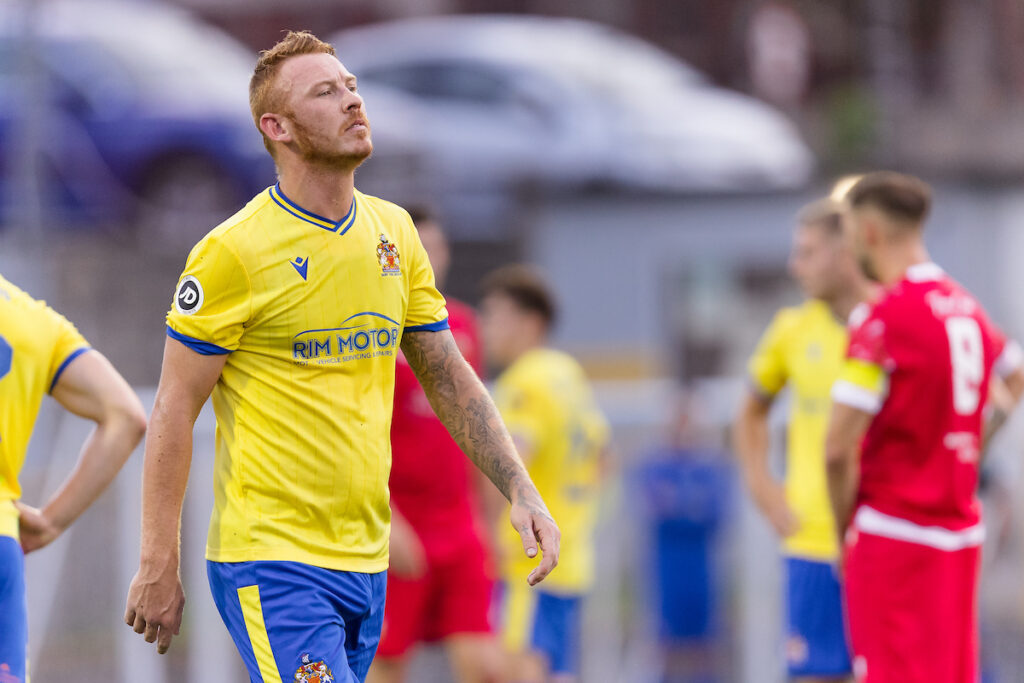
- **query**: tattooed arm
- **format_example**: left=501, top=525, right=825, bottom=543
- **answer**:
left=401, top=328, right=560, bottom=585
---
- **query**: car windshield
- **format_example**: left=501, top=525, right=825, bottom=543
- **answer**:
left=6, top=1, right=254, bottom=109
left=512, top=26, right=706, bottom=97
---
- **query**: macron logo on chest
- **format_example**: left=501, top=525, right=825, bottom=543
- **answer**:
left=290, top=257, right=309, bottom=281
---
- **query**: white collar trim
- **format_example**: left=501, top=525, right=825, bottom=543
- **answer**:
left=905, top=262, right=944, bottom=282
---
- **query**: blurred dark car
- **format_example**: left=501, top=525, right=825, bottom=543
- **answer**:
left=0, top=0, right=276, bottom=242
left=331, top=15, right=815, bottom=195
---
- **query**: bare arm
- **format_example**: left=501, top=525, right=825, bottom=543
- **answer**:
left=401, top=328, right=560, bottom=585
left=124, top=337, right=226, bottom=654
left=825, top=402, right=874, bottom=542
left=731, top=389, right=797, bottom=537
left=17, top=351, right=147, bottom=552
left=984, top=365, right=1024, bottom=448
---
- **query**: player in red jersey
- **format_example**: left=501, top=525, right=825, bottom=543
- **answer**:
left=825, top=172, right=1024, bottom=683
left=368, top=206, right=503, bottom=683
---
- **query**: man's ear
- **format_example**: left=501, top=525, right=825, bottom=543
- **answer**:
left=259, top=113, right=291, bottom=144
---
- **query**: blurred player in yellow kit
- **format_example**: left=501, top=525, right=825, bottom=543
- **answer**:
left=480, top=265, right=609, bottom=683
left=733, top=197, right=873, bottom=683
left=123, top=31, right=559, bottom=683
left=0, top=275, right=146, bottom=682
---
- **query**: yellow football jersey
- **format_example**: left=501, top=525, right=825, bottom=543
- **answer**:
left=748, top=299, right=847, bottom=561
left=166, top=185, right=448, bottom=573
left=493, top=348, right=609, bottom=593
left=0, top=275, right=90, bottom=539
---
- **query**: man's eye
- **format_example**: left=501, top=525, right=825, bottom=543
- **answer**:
left=319, top=89, right=332, bottom=96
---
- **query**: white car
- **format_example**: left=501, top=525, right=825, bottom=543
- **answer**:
left=331, top=15, right=814, bottom=194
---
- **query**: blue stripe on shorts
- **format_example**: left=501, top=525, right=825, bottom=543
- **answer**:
left=208, top=560, right=386, bottom=683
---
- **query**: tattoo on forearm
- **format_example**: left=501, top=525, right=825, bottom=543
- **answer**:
left=401, top=330, right=537, bottom=507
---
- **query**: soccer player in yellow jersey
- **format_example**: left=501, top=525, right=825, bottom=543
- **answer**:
left=733, top=199, right=874, bottom=683
left=479, top=265, right=610, bottom=683
left=122, top=32, right=559, bottom=683
left=0, top=275, right=146, bottom=682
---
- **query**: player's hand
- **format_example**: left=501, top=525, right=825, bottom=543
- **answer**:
left=389, top=512, right=427, bottom=579
left=14, top=501, right=62, bottom=553
left=124, top=560, right=185, bottom=654
left=754, top=481, right=799, bottom=538
left=509, top=489, right=560, bottom=586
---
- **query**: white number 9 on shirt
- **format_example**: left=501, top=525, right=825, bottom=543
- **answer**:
left=946, top=316, right=984, bottom=415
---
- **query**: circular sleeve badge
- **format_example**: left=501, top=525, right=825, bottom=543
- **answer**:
left=174, top=276, right=204, bottom=315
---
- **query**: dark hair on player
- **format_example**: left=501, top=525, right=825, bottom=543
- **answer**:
left=797, top=198, right=845, bottom=237
left=405, top=204, right=440, bottom=229
left=847, top=171, right=932, bottom=226
left=481, top=264, right=557, bottom=328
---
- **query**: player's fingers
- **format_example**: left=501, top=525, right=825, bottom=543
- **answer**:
left=517, top=522, right=538, bottom=559
left=144, top=620, right=159, bottom=643
left=124, top=606, right=136, bottom=627
left=157, top=626, right=174, bottom=655
left=527, top=521, right=560, bottom=586
left=173, top=600, right=185, bottom=636
left=132, top=613, right=147, bottom=635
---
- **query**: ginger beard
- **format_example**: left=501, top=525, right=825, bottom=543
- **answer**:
left=286, top=107, right=373, bottom=170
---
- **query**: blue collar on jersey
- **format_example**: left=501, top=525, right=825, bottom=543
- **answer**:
left=269, top=183, right=358, bottom=234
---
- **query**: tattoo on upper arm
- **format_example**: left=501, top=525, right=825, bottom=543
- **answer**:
left=401, top=330, right=530, bottom=503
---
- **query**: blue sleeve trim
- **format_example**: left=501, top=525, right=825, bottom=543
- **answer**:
left=49, top=347, right=92, bottom=393
left=404, top=317, right=450, bottom=333
left=166, top=325, right=231, bottom=355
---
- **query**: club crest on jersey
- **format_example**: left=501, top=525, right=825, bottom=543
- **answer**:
left=376, top=234, right=401, bottom=276
left=294, top=653, right=334, bottom=683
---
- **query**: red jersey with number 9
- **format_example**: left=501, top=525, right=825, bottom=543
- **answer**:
left=838, top=263, right=1018, bottom=531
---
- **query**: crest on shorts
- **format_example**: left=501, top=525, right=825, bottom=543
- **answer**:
left=376, top=234, right=401, bottom=276
left=294, top=653, right=334, bottom=683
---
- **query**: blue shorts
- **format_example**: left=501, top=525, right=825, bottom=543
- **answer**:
left=0, top=535, right=27, bottom=682
left=785, top=557, right=851, bottom=678
left=497, top=581, right=583, bottom=676
left=207, top=560, right=386, bottom=683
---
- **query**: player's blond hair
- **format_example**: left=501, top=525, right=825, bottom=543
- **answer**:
left=249, top=30, right=337, bottom=156
left=797, top=198, right=845, bottom=238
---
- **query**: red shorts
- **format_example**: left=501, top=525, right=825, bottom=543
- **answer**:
left=844, top=525, right=980, bottom=683
left=376, top=534, right=494, bottom=658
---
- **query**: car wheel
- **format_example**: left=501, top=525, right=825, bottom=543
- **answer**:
left=137, top=156, right=242, bottom=251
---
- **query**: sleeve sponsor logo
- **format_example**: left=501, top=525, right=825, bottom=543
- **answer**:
left=174, top=276, right=204, bottom=315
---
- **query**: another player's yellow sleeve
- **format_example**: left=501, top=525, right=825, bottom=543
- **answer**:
left=747, top=310, right=794, bottom=397
left=166, top=235, right=252, bottom=354
left=831, top=358, right=888, bottom=415
left=41, top=302, right=90, bottom=393
left=400, top=214, right=449, bottom=332
left=494, top=377, right=546, bottom=461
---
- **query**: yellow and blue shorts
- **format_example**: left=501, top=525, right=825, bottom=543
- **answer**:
left=497, top=581, right=583, bottom=676
left=207, top=560, right=386, bottom=683
left=0, top=535, right=27, bottom=682
left=785, top=556, right=851, bottom=678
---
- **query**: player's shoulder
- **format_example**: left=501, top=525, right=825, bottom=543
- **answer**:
left=0, top=273, right=51, bottom=319
left=181, top=188, right=273, bottom=261
left=353, top=190, right=416, bottom=232
left=761, top=301, right=816, bottom=340
left=518, top=348, right=585, bottom=386
left=0, top=273, right=78, bottom=341
left=205, top=187, right=275, bottom=244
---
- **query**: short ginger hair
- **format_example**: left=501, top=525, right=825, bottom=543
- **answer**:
left=249, top=31, right=337, bottom=155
